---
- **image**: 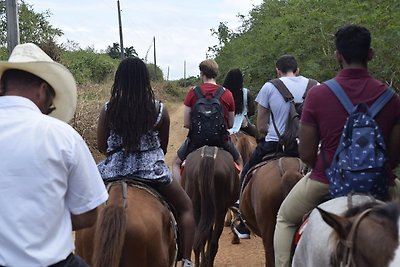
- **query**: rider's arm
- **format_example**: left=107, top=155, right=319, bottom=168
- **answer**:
left=157, top=106, right=170, bottom=155
left=183, top=105, right=191, bottom=129
left=387, top=123, right=400, bottom=169
left=71, top=208, right=98, bottom=231
left=97, top=104, right=109, bottom=155
left=257, top=104, right=270, bottom=135
left=298, top=123, right=319, bottom=168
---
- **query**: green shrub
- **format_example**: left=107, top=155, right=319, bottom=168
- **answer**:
left=61, top=50, right=118, bottom=85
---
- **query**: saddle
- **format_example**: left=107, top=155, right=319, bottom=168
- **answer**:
left=180, top=146, right=241, bottom=175
left=240, top=152, right=287, bottom=195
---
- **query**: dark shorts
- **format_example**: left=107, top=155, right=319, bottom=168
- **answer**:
left=177, top=138, right=240, bottom=161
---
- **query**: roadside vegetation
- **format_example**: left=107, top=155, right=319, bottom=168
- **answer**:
left=1, top=0, right=399, bottom=175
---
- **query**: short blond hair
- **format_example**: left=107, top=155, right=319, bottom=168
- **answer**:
left=199, top=59, right=219, bottom=79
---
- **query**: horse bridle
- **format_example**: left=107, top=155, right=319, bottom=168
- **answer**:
left=337, top=208, right=372, bottom=267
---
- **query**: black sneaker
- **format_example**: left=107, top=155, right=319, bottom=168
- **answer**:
left=233, top=220, right=250, bottom=239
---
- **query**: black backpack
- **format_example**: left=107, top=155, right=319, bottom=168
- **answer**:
left=188, top=86, right=227, bottom=149
left=269, top=78, right=318, bottom=155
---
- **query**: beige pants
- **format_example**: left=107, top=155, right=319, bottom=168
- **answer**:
left=274, top=174, right=400, bottom=267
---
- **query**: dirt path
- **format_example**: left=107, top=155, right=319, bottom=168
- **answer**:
left=164, top=101, right=266, bottom=266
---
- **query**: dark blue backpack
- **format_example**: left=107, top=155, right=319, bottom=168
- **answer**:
left=324, top=79, right=395, bottom=200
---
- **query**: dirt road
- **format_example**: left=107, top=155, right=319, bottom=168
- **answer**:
left=164, top=102, right=266, bottom=267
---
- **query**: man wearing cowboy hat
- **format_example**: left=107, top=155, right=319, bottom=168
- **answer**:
left=0, top=43, right=108, bottom=266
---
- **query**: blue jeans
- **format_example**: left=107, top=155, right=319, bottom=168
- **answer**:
left=50, top=253, right=89, bottom=267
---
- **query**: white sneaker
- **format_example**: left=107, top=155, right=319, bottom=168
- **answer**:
left=182, top=259, right=193, bottom=267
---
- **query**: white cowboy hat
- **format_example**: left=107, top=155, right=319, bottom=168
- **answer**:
left=0, top=43, right=77, bottom=122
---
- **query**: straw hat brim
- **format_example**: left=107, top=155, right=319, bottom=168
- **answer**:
left=0, top=61, right=77, bottom=122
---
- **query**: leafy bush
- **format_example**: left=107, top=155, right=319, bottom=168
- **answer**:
left=61, top=50, right=118, bottom=85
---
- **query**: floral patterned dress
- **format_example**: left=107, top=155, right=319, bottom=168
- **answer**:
left=97, top=101, right=172, bottom=185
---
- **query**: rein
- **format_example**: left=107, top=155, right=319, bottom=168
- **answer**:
left=338, top=208, right=372, bottom=267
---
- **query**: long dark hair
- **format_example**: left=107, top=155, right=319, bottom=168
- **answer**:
left=106, top=57, right=156, bottom=152
left=223, top=68, right=244, bottom=114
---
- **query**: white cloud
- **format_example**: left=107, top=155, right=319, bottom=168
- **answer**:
left=25, top=0, right=263, bottom=80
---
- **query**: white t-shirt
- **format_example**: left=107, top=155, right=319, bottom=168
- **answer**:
left=228, top=88, right=249, bottom=134
left=0, top=96, right=108, bottom=266
left=256, top=76, right=309, bottom=142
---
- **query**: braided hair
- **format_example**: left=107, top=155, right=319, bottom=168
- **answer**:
left=223, top=68, right=244, bottom=114
left=105, top=57, right=157, bottom=152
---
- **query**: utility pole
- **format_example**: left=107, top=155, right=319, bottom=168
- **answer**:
left=6, top=0, right=20, bottom=55
left=167, top=66, right=169, bottom=81
left=117, top=0, right=124, bottom=60
left=153, top=36, right=156, bottom=79
left=183, top=60, right=186, bottom=87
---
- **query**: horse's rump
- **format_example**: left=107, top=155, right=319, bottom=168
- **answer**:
left=75, top=180, right=177, bottom=267
left=239, top=157, right=304, bottom=266
left=230, top=131, right=256, bottom=165
left=182, top=146, right=239, bottom=267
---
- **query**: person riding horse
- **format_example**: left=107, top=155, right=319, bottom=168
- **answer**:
left=234, top=55, right=318, bottom=238
left=96, top=57, right=195, bottom=267
left=222, top=68, right=258, bottom=139
left=171, top=59, right=243, bottom=184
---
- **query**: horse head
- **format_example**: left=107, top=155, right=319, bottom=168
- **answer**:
left=319, top=200, right=400, bottom=267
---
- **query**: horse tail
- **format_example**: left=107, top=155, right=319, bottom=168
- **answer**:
left=194, top=156, right=216, bottom=258
left=92, top=205, right=127, bottom=267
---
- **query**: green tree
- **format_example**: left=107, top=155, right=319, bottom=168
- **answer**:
left=213, top=0, right=400, bottom=91
left=124, top=46, right=137, bottom=58
left=106, top=42, right=121, bottom=59
left=0, top=0, right=62, bottom=47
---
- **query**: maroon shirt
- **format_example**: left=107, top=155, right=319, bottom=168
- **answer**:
left=301, top=68, right=400, bottom=184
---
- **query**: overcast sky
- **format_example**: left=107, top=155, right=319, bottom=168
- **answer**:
left=25, top=0, right=263, bottom=80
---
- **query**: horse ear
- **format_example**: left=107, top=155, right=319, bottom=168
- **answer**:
left=317, top=207, right=352, bottom=239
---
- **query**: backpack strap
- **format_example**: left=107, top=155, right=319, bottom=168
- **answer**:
left=194, top=85, right=224, bottom=100
left=194, top=86, right=205, bottom=99
left=324, top=79, right=354, bottom=114
left=213, top=86, right=225, bottom=99
left=325, top=79, right=395, bottom=117
left=369, top=88, right=395, bottom=117
left=303, top=79, right=318, bottom=100
left=270, top=79, right=294, bottom=102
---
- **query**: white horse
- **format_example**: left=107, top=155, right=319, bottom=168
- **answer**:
left=292, top=195, right=382, bottom=267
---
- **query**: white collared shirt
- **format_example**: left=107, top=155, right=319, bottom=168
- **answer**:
left=0, top=96, right=108, bottom=266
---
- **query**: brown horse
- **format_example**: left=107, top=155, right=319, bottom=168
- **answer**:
left=75, top=180, right=177, bottom=267
left=293, top=195, right=400, bottom=267
left=239, top=157, right=305, bottom=267
left=229, top=131, right=257, bottom=166
left=225, top=131, right=257, bottom=227
left=181, top=146, right=240, bottom=267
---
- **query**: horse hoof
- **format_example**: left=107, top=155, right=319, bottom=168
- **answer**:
left=231, top=235, right=240, bottom=244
